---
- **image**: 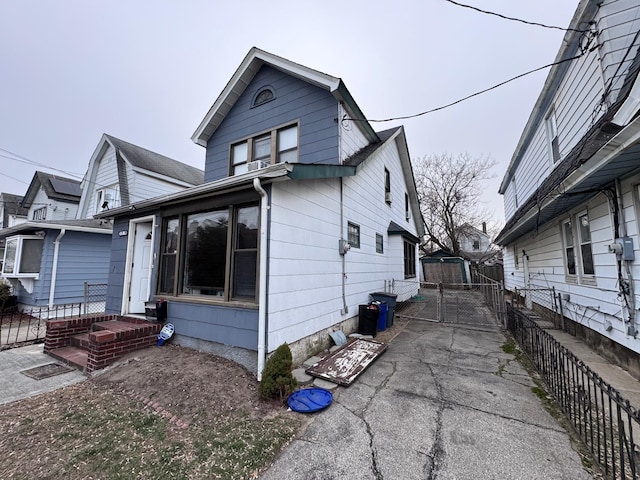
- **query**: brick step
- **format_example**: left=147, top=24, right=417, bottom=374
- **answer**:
left=47, top=346, right=88, bottom=371
left=71, top=332, right=90, bottom=349
left=93, top=320, right=148, bottom=334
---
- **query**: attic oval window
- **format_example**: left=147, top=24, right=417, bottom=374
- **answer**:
left=252, top=87, right=275, bottom=107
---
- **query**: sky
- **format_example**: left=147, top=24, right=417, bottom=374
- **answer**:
left=0, top=0, right=579, bottom=227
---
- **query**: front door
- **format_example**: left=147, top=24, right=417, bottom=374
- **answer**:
left=128, top=222, right=152, bottom=314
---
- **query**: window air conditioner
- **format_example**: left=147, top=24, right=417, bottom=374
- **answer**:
left=385, top=192, right=393, bottom=203
left=248, top=160, right=270, bottom=171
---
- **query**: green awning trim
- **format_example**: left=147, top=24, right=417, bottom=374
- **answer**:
left=286, top=164, right=357, bottom=180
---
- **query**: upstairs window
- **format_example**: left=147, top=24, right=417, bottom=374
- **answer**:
left=97, top=185, right=120, bottom=211
left=231, top=124, right=298, bottom=175
left=473, top=239, right=480, bottom=251
left=546, top=108, right=560, bottom=163
left=32, top=206, right=47, bottom=220
left=405, top=193, right=411, bottom=221
left=252, top=87, right=275, bottom=107
left=384, top=168, right=391, bottom=204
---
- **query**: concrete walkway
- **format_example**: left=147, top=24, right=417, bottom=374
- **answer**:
left=260, top=319, right=593, bottom=479
left=0, top=343, right=85, bottom=405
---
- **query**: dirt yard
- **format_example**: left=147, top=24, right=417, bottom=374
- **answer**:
left=0, top=345, right=302, bottom=480
left=0, top=317, right=408, bottom=479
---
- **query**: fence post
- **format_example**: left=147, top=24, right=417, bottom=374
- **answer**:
left=83, top=282, right=88, bottom=315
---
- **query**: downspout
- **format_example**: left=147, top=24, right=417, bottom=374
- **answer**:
left=340, top=178, right=348, bottom=314
left=253, top=178, right=268, bottom=381
left=615, top=179, right=636, bottom=332
left=48, top=229, right=66, bottom=311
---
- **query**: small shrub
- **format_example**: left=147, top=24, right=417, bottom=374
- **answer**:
left=259, top=343, right=297, bottom=401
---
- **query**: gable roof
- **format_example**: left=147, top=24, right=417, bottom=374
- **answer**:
left=191, top=47, right=379, bottom=147
left=104, top=135, right=204, bottom=186
left=1, top=193, right=28, bottom=218
left=22, top=171, right=82, bottom=208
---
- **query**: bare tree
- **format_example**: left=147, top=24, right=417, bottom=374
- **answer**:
left=413, top=153, right=497, bottom=256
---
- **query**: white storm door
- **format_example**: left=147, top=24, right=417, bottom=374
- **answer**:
left=128, top=222, right=152, bottom=313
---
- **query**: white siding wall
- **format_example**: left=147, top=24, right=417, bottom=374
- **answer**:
left=267, top=139, right=420, bottom=350
left=504, top=173, right=640, bottom=354
left=28, top=187, right=78, bottom=221
left=338, top=103, right=370, bottom=161
left=127, top=166, right=192, bottom=204
left=599, top=0, right=640, bottom=104
left=83, top=145, right=120, bottom=218
left=505, top=0, right=640, bottom=223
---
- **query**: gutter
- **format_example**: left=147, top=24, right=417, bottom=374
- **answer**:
left=253, top=178, right=269, bottom=381
left=48, top=229, right=66, bottom=311
left=496, top=115, right=640, bottom=245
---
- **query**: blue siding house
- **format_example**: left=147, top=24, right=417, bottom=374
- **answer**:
left=98, top=48, right=425, bottom=376
left=0, top=137, right=203, bottom=312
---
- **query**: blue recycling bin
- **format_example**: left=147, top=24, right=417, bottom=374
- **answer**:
left=377, top=303, right=388, bottom=332
left=370, top=292, right=398, bottom=327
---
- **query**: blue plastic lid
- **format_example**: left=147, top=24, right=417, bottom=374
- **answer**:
left=287, top=387, right=333, bottom=413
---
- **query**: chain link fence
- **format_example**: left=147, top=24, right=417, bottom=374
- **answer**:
left=83, top=282, right=107, bottom=315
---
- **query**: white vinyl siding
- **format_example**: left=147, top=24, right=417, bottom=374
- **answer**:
left=266, top=138, right=420, bottom=350
left=29, top=187, right=78, bottom=221
left=338, top=103, right=370, bottom=162
left=85, top=145, right=120, bottom=218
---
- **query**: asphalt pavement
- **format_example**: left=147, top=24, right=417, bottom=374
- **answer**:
left=259, top=319, right=593, bottom=480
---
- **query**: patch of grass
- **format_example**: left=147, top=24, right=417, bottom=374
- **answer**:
left=0, top=383, right=300, bottom=480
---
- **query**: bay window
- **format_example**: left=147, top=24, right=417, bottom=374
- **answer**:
left=158, top=203, right=260, bottom=302
left=2, top=235, right=44, bottom=277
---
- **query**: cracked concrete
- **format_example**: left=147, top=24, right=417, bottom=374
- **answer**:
left=259, top=319, right=593, bottom=480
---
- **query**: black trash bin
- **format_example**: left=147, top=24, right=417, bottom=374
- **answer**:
left=358, top=304, right=379, bottom=336
left=370, top=292, right=398, bottom=327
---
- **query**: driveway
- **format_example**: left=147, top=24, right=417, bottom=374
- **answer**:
left=260, top=316, right=592, bottom=479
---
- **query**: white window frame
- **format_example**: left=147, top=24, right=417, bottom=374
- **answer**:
left=561, top=218, right=577, bottom=280
left=576, top=211, right=595, bottom=278
left=546, top=108, right=561, bottom=164
left=513, top=245, right=519, bottom=270
left=32, top=206, right=47, bottom=220
left=230, top=122, right=299, bottom=176
left=96, top=185, right=120, bottom=212
left=1, top=235, right=43, bottom=279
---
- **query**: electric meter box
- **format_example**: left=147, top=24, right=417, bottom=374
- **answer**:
left=618, top=237, right=635, bottom=261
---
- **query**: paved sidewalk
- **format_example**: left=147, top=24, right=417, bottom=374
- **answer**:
left=260, top=319, right=592, bottom=479
left=0, top=343, right=85, bottom=405
left=545, top=329, right=640, bottom=409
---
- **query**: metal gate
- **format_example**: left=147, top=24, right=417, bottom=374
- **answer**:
left=398, top=280, right=505, bottom=328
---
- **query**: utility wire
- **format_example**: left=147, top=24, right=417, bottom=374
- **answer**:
left=444, top=0, right=589, bottom=33
left=362, top=52, right=586, bottom=123
left=0, top=150, right=85, bottom=180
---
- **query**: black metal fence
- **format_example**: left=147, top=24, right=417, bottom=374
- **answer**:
left=0, top=303, right=82, bottom=349
left=83, top=282, right=107, bottom=315
left=512, top=286, right=561, bottom=329
left=507, top=305, right=640, bottom=479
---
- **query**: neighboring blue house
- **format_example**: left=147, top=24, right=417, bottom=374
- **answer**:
left=97, top=48, right=425, bottom=374
left=0, top=136, right=203, bottom=311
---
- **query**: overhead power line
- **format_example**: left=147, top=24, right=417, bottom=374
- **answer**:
left=444, top=0, right=589, bottom=33
left=360, top=52, right=587, bottom=123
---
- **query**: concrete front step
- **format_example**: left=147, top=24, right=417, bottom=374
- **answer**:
left=48, top=346, right=88, bottom=371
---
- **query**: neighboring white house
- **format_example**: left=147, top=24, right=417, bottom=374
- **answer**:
left=96, top=48, right=425, bottom=373
left=496, top=0, right=640, bottom=375
left=456, top=223, right=497, bottom=264
left=0, top=136, right=203, bottom=310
